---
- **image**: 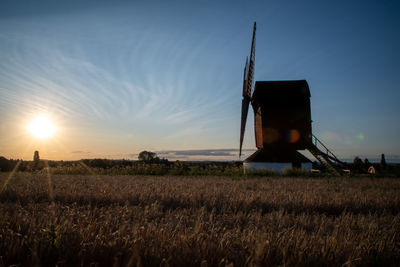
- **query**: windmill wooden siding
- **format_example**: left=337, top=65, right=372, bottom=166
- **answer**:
left=252, top=80, right=312, bottom=151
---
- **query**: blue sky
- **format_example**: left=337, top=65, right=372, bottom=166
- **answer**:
left=0, top=0, right=399, bottom=161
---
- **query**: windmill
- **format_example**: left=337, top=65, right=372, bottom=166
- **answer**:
left=240, top=22, right=346, bottom=175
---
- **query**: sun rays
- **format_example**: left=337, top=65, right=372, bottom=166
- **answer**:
left=0, top=160, right=21, bottom=193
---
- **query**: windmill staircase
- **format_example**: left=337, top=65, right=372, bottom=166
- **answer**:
left=307, top=134, right=347, bottom=176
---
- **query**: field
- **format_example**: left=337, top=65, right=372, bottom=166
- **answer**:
left=1, top=173, right=400, bottom=266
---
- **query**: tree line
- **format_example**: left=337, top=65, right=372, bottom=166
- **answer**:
left=0, top=151, right=399, bottom=177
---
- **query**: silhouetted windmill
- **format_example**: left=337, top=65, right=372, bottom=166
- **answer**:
left=240, top=22, right=346, bottom=175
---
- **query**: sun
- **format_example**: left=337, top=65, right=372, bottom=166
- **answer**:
left=27, top=115, right=56, bottom=139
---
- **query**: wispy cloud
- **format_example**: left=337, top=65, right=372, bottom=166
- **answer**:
left=70, top=150, right=91, bottom=154
left=0, top=14, right=239, bottom=148
left=84, top=149, right=256, bottom=161
left=155, top=148, right=255, bottom=161
left=158, top=149, right=234, bottom=156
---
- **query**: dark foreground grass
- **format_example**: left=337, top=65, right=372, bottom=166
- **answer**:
left=1, top=173, right=399, bottom=266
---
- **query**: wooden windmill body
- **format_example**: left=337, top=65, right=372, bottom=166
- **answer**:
left=240, top=23, right=346, bottom=174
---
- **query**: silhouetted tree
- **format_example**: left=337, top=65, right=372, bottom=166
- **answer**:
left=138, top=151, right=159, bottom=163
left=33, top=151, right=40, bottom=162
left=0, top=156, right=11, bottom=172
left=380, top=153, right=387, bottom=169
left=364, top=158, right=371, bottom=170
left=31, top=151, right=45, bottom=170
left=353, top=156, right=364, bottom=173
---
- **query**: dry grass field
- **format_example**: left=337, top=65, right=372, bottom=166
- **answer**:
left=1, top=173, right=399, bottom=266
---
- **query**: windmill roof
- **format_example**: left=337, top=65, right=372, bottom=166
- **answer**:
left=245, top=149, right=312, bottom=163
left=253, top=80, right=311, bottom=99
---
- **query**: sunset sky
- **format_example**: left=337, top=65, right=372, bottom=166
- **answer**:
left=0, top=0, right=399, bottom=161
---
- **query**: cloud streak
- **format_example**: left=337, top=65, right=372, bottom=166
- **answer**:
left=155, top=148, right=256, bottom=161
left=70, top=151, right=91, bottom=154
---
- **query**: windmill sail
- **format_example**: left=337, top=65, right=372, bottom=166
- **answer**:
left=239, top=22, right=256, bottom=157
left=240, top=58, right=249, bottom=157
left=242, top=57, right=249, bottom=97
left=246, top=22, right=256, bottom=98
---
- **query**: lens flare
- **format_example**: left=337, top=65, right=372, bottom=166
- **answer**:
left=321, top=131, right=341, bottom=142
left=27, top=115, right=56, bottom=139
left=287, top=129, right=301, bottom=143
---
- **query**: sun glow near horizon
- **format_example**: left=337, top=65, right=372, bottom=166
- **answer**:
left=27, top=115, right=57, bottom=140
